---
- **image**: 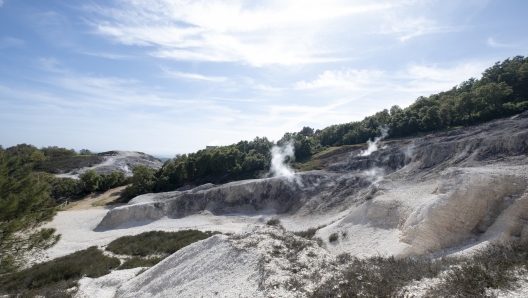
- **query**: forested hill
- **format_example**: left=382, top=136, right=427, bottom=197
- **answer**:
left=3, top=56, right=527, bottom=199
left=125, top=55, right=528, bottom=197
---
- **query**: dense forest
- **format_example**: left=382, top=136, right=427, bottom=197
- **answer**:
left=126, top=55, right=528, bottom=197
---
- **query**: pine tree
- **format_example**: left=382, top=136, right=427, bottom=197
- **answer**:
left=0, top=146, right=60, bottom=274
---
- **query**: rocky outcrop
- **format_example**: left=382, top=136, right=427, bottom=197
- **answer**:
left=97, top=112, right=528, bottom=257
left=96, top=171, right=374, bottom=230
left=57, top=151, right=163, bottom=179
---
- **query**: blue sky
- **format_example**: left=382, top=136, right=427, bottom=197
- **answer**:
left=1, top=0, right=527, bottom=157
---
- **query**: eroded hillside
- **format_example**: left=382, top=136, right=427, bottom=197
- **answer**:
left=44, top=112, right=528, bottom=297
left=56, top=151, right=162, bottom=179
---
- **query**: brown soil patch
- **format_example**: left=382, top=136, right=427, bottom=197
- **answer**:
left=63, top=185, right=128, bottom=211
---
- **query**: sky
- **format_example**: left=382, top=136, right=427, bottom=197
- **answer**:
left=1, top=0, right=527, bottom=157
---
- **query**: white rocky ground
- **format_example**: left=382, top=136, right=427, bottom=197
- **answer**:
left=38, top=112, right=528, bottom=297
left=56, top=151, right=162, bottom=179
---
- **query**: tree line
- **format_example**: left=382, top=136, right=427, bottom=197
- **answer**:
left=1, top=144, right=129, bottom=202
left=1, top=55, right=527, bottom=274
left=0, top=145, right=130, bottom=273
left=125, top=56, right=528, bottom=197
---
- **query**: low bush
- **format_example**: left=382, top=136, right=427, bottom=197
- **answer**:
left=328, top=233, right=339, bottom=242
left=37, top=155, right=104, bottom=174
left=0, top=246, right=119, bottom=298
left=106, top=230, right=213, bottom=256
left=429, top=241, right=528, bottom=296
left=267, top=218, right=281, bottom=226
left=118, top=257, right=164, bottom=270
left=294, top=228, right=317, bottom=239
left=311, top=255, right=443, bottom=297
left=311, top=241, right=528, bottom=297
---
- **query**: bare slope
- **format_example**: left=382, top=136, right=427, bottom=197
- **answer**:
left=40, top=112, right=528, bottom=297
left=97, top=112, right=528, bottom=257
left=56, top=151, right=162, bottom=179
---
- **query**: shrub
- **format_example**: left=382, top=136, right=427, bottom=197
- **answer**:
left=311, top=255, right=443, bottom=298
left=329, top=233, right=339, bottom=242
left=118, top=257, right=164, bottom=270
left=79, top=170, right=100, bottom=193
left=314, top=237, right=325, bottom=247
left=267, top=218, right=281, bottom=226
left=294, top=228, right=317, bottom=239
left=429, top=241, right=528, bottom=296
left=0, top=246, right=119, bottom=297
left=106, top=230, right=212, bottom=256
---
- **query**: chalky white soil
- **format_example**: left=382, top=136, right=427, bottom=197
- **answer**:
left=56, top=151, right=162, bottom=179
left=41, top=208, right=266, bottom=261
left=39, top=113, right=528, bottom=297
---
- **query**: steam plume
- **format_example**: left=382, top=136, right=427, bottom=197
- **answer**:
left=363, top=167, right=385, bottom=185
left=269, top=141, right=296, bottom=181
left=360, top=126, right=389, bottom=156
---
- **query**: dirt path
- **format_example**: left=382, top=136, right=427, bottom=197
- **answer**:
left=64, top=185, right=128, bottom=211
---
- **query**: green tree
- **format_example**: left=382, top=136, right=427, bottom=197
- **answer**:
left=48, top=177, right=83, bottom=202
left=0, top=147, right=60, bottom=274
left=125, top=165, right=156, bottom=198
left=79, top=149, right=92, bottom=155
left=474, top=82, right=513, bottom=116
left=455, top=92, right=475, bottom=123
left=30, top=151, right=47, bottom=167
left=299, top=126, right=314, bottom=137
left=79, top=169, right=101, bottom=193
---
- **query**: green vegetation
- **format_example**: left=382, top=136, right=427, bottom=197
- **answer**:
left=1, top=144, right=129, bottom=203
left=266, top=218, right=281, bottom=226
left=125, top=56, right=528, bottom=198
left=0, top=230, right=212, bottom=296
left=0, top=146, right=60, bottom=274
left=0, top=145, right=129, bottom=274
left=37, top=146, right=103, bottom=174
left=0, top=246, right=119, bottom=298
left=430, top=241, right=528, bottom=297
left=311, top=241, right=528, bottom=297
left=294, top=228, right=318, bottom=239
left=118, top=257, right=164, bottom=270
left=106, top=230, right=213, bottom=257
left=105, top=230, right=216, bottom=271
left=40, top=169, right=128, bottom=203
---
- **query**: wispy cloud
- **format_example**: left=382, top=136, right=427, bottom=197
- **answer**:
left=162, top=68, right=228, bottom=82
left=381, top=17, right=461, bottom=41
left=0, top=0, right=4, bottom=7
left=486, top=37, right=516, bottom=48
left=0, top=36, right=25, bottom=49
left=84, top=1, right=395, bottom=66
left=293, top=61, right=487, bottom=94
left=295, top=69, right=385, bottom=90
left=77, top=50, right=133, bottom=60
left=399, top=62, right=487, bottom=91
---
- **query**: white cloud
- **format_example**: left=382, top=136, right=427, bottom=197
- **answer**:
left=0, top=37, right=24, bottom=49
left=0, top=0, right=4, bottom=7
left=85, top=0, right=396, bottom=66
left=163, top=68, right=228, bottom=82
left=399, top=62, right=487, bottom=92
left=486, top=37, right=515, bottom=48
left=380, top=17, right=461, bottom=41
left=295, top=69, right=385, bottom=90
left=294, top=61, right=487, bottom=94
left=78, top=51, right=133, bottom=59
